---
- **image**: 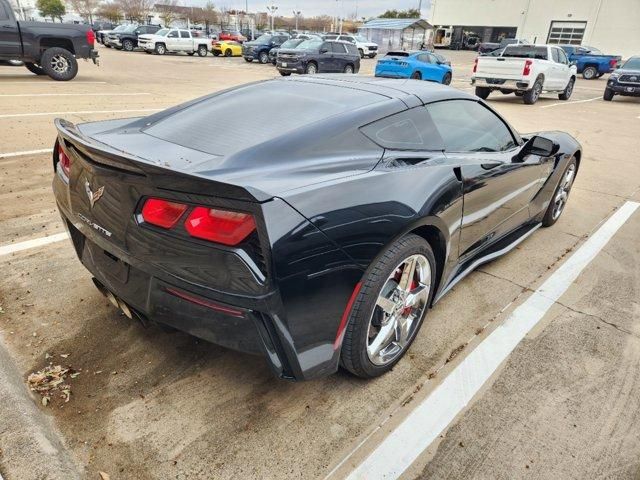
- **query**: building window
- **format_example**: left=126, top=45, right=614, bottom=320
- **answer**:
left=547, top=21, right=587, bottom=45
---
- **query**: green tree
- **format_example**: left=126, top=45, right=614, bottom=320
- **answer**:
left=379, top=8, right=420, bottom=18
left=37, top=0, right=66, bottom=21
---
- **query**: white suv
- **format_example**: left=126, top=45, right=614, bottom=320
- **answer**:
left=325, top=34, right=378, bottom=58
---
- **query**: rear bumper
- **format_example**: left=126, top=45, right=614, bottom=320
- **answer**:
left=471, top=77, right=531, bottom=90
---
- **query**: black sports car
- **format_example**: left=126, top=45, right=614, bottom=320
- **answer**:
left=52, top=76, right=581, bottom=381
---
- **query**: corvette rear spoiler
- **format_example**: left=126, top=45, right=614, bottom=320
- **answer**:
left=54, top=118, right=272, bottom=203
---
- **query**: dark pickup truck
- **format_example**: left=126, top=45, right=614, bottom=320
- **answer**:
left=478, top=38, right=527, bottom=55
left=0, top=0, right=98, bottom=80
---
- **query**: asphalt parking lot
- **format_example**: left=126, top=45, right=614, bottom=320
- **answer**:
left=1, top=46, right=639, bottom=480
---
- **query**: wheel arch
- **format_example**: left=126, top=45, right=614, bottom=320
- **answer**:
left=409, top=223, right=447, bottom=300
left=39, top=37, right=75, bottom=55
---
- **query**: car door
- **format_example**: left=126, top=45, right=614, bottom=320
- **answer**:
left=165, top=30, right=180, bottom=50
left=416, top=53, right=441, bottom=81
left=331, top=42, right=348, bottom=72
left=179, top=30, right=192, bottom=51
left=0, top=2, right=21, bottom=59
left=318, top=42, right=334, bottom=72
left=426, top=99, right=551, bottom=258
left=548, top=47, right=563, bottom=89
left=555, top=47, right=572, bottom=88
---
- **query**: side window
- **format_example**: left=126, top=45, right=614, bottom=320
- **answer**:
left=321, top=42, right=331, bottom=52
left=180, top=31, right=190, bottom=39
left=345, top=44, right=358, bottom=56
left=0, top=3, right=10, bottom=20
left=551, top=48, right=560, bottom=63
left=558, top=48, right=568, bottom=64
left=331, top=42, right=347, bottom=53
left=361, top=107, right=444, bottom=151
left=168, top=30, right=178, bottom=38
left=427, top=100, right=517, bottom=152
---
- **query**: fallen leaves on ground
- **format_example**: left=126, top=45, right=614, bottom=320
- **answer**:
left=98, top=472, right=111, bottom=480
left=27, top=364, right=79, bottom=406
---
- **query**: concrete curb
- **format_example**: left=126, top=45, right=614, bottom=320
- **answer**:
left=0, top=337, right=81, bottom=480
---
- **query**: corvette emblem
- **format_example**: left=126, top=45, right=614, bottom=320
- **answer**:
left=84, top=180, right=105, bottom=208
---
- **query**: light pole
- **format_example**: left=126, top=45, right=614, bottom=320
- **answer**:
left=418, top=0, right=423, bottom=16
left=266, top=4, right=278, bottom=31
left=293, top=10, right=301, bottom=31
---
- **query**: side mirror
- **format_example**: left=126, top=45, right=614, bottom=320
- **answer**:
left=320, top=47, right=329, bottom=54
left=516, top=136, right=559, bottom=161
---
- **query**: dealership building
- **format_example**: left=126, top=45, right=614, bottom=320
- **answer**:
left=429, top=0, right=640, bottom=58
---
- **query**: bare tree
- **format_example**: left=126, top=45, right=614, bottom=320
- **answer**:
left=195, top=2, right=217, bottom=32
left=116, top=0, right=153, bottom=23
left=66, top=0, right=101, bottom=23
left=156, top=0, right=179, bottom=26
left=96, top=1, right=121, bottom=21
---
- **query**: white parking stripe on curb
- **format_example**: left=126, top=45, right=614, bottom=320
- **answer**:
left=0, top=108, right=162, bottom=119
left=0, top=232, right=69, bottom=257
left=0, top=93, right=151, bottom=97
left=540, top=96, right=601, bottom=108
left=342, top=200, right=640, bottom=480
left=0, top=148, right=52, bottom=159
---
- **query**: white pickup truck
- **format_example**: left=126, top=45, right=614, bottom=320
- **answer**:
left=471, top=44, right=577, bottom=104
left=138, top=28, right=211, bottom=56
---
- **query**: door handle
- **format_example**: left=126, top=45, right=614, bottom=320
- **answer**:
left=481, top=162, right=502, bottom=170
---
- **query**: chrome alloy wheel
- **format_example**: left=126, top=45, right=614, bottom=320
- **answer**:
left=50, top=54, right=70, bottom=74
left=366, top=254, right=431, bottom=366
left=552, top=163, right=576, bottom=220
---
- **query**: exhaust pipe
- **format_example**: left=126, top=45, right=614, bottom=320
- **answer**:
left=92, top=277, right=141, bottom=324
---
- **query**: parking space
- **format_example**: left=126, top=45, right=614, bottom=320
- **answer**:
left=1, top=46, right=639, bottom=480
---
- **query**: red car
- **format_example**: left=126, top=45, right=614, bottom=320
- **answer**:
left=218, top=30, right=247, bottom=43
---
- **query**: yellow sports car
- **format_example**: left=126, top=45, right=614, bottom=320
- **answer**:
left=212, top=41, right=242, bottom=57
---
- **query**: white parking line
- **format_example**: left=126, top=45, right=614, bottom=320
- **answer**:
left=0, top=80, right=107, bottom=84
left=540, top=96, right=601, bottom=108
left=0, top=108, right=162, bottom=119
left=342, top=200, right=640, bottom=480
left=0, top=93, right=150, bottom=98
left=0, top=148, right=52, bottom=159
left=0, top=232, right=69, bottom=257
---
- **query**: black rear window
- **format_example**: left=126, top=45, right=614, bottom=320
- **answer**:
left=144, top=82, right=385, bottom=156
left=502, top=46, right=548, bottom=60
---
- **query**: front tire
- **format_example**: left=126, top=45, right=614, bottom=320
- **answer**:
left=123, top=39, right=134, bottom=51
left=41, top=48, right=78, bottom=81
left=542, top=158, right=577, bottom=227
left=603, top=87, right=614, bottom=101
left=279, top=71, right=291, bottom=76
left=224, top=48, right=232, bottom=57
left=340, top=234, right=435, bottom=378
left=155, top=43, right=166, bottom=55
left=259, top=51, right=269, bottom=64
left=582, top=66, right=597, bottom=80
left=305, top=62, right=317, bottom=75
left=475, top=86, right=491, bottom=99
left=442, top=72, right=452, bottom=85
left=25, top=62, right=46, bottom=75
left=358, top=49, right=364, bottom=59
left=558, top=77, right=575, bottom=100
left=411, top=71, right=422, bottom=80
left=244, top=57, right=253, bottom=62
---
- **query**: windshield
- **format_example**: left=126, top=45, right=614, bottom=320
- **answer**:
left=354, top=35, right=368, bottom=43
left=296, top=39, right=322, bottom=50
left=112, top=25, right=128, bottom=33
left=155, top=29, right=169, bottom=36
left=281, top=39, right=304, bottom=49
left=122, top=25, right=138, bottom=33
left=622, top=57, right=640, bottom=70
left=255, top=34, right=273, bottom=43
left=502, top=45, right=548, bottom=60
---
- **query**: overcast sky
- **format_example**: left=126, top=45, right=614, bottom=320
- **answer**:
left=213, top=0, right=431, bottom=19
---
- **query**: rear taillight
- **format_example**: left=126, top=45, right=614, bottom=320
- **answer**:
left=141, top=198, right=188, bottom=229
left=57, top=143, right=71, bottom=177
left=523, top=59, right=533, bottom=76
left=86, top=29, right=95, bottom=47
left=609, top=58, right=617, bottom=68
left=473, top=57, right=478, bottom=73
left=185, top=207, right=256, bottom=246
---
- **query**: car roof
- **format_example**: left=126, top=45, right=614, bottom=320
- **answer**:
left=285, top=75, right=474, bottom=106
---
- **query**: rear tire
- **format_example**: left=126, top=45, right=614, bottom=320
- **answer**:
left=411, top=71, right=422, bottom=80
left=558, top=77, right=575, bottom=100
left=475, top=86, right=491, bottom=99
left=340, top=234, right=436, bottom=379
left=25, top=62, right=46, bottom=75
left=542, top=157, right=577, bottom=227
left=197, top=45, right=208, bottom=57
left=603, top=87, right=614, bottom=101
left=245, top=57, right=253, bottom=62
left=582, top=66, right=597, bottom=80
left=225, top=48, right=232, bottom=57
left=358, top=49, right=364, bottom=59
left=344, top=64, right=354, bottom=74
left=41, top=47, right=78, bottom=81
left=523, top=77, right=543, bottom=104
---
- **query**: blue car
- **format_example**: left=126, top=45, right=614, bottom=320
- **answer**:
left=375, top=51, right=452, bottom=84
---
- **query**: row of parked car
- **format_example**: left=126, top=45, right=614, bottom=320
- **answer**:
left=472, top=42, right=639, bottom=104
